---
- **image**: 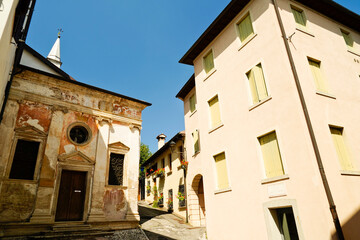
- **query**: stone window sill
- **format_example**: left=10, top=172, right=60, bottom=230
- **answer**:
left=238, top=33, right=257, bottom=51
left=261, top=174, right=289, bottom=184
left=316, top=91, right=336, bottom=99
left=189, top=109, right=197, bottom=118
left=214, top=187, right=232, bottom=195
left=296, top=27, right=315, bottom=37
left=249, top=96, right=272, bottom=111
left=192, top=151, right=200, bottom=157
left=203, top=69, right=217, bottom=82
left=208, top=123, right=224, bottom=134
left=340, top=170, right=360, bottom=176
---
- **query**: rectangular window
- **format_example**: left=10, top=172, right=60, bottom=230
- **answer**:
left=214, top=152, right=229, bottom=190
left=192, top=129, right=200, bottom=154
left=259, top=131, right=284, bottom=178
left=271, top=207, right=300, bottom=240
left=330, top=127, right=354, bottom=171
left=162, top=158, right=165, bottom=169
left=189, top=93, right=196, bottom=113
left=247, top=63, right=268, bottom=104
left=9, top=139, right=40, bottom=180
left=291, top=6, right=306, bottom=28
left=108, top=153, right=125, bottom=185
left=308, top=58, right=328, bottom=93
left=203, top=50, right=214, bottom=74
left=341, top=29, right=354, bottom=48
left=179, top=146, right=184, bottom=162
left=208, top=95, right=222, bottom=129
left=178, top=184, right=186, bottom=207
left=237, top=13, right=254, bottom=42
left=168, top=153, right=172, bottom=171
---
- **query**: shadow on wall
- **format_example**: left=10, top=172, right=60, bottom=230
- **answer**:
left=331, top=207, right=360, bottom=240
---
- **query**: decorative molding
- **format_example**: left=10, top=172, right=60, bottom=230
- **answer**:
left=129, top=124, right=142, bottom=131
left=58, top=151, right=95, bottom=165
left=95, top=116, right=112, bottom=126
left=108, top=141, right=130, bottom=151
left=14, top=126, right=47, bottom=138
left=51, top=104, right=68, bottom=114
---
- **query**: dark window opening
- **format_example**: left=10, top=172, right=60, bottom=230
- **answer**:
left=168, top=153, right=172, bottom=171
left=108, top=153, right=124, bottom=185
left=9, top=139, right=40, bottom=180
left=69, top=125, right=89, bottom=144
left=178, top=184, right=186, bottom=207
left=273, top=207, right=299, bottom=240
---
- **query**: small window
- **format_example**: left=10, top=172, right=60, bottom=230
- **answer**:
left=291, top=6, right=307, bottom=28
left=108, top=153, right=125, bottom=185
left=178, top=184, right=186, bottom=207
left=189, top=93, right=197, bottom=113
left=208, top=95, right=222, bottom=129
left=203, top=50, right=214, bottom=74
left=179, top=146, right=184, bottom=162
left=330, top=127, right=354, bottom=171
left=237, top=13, right=254, bottom=42
left=271, top=207, right=300, bottom=239
left=192, top=129, right=200, bottom=154
left=214, top=152, right=229, bottom=190
left=9, top=139, right=40, bottom=180
left=308, top=58, right=328, bottom=93
left=168, top=153, right=172, bottom=171
left=68, top=123, right=91, bottom=145
left=162, top=158, right=165, bottom=169
left=341, top=29, right=354, bottom=48
left=258, top=131, right=284, bottom=178
left=247, top=63, right=268, bottom=104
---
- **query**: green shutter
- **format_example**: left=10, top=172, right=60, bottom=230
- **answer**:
left=247, top=64, right=268, bottom=104
left=193, top=130, right=200, bottom=153
left=189, top=94, right=196, bottom=113
left=308, top=59, right=328, bottom=93
left=341, top=31, right=354, bottom=47
left=208, top=96, right=221, bottom=128
left=214, top=153, right=229, bottom=189
left=291, top=7, right=306, bottom=27
left=238, top=14, right=254, bottom=42
left=330, top=127, right=354, bottom=171
left=204, top=51, right=214, bottom=73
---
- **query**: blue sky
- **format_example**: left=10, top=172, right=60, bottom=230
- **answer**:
left=26, top=0, right=359, bottom=153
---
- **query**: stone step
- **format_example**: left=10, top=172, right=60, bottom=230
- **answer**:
left=52, top=224, right=91, bottom=232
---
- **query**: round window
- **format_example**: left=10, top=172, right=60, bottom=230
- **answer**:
left=67, top=123, right=91, bottom=145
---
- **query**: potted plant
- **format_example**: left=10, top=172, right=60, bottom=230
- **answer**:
left=152, top=185, right=158, bottom=208
left=180, top=160, right=188, bottom=170
left=155, top=168, right=165, bottom=177
left=167, top=197, right=173, bottom=212
left=177, top=192, right=186, bottom=207
left=146, top=185, right=151, bottom=195
left=158, top=192, right=164, bottom=207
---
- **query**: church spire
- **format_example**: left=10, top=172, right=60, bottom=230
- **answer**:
left=47, top=29, right=62, bottom=68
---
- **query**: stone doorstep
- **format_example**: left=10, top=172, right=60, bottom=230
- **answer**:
left=52, top=224, right=92, bottom=232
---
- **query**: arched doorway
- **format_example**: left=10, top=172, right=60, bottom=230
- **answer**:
left=189, top=174, right=206, bottom=227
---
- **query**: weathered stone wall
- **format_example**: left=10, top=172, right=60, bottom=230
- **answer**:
left=0, top=70, right=146, bottom=227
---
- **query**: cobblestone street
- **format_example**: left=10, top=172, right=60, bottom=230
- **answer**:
left=139, top=202, right=206, bottom=240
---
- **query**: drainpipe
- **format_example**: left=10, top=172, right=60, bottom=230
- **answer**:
left=271, top=0, right=344, bottom=239
left=0, top=0, right=36, bottom=123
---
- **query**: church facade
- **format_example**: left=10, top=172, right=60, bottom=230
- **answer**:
left=0, top=39, right=150, bottom=237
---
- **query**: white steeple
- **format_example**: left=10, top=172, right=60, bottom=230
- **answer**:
left=47, top=30, right=62, bottom=68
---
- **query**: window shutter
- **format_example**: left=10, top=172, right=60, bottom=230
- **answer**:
left=215, top=153, right=229, bottom=189
left=259, top=132, right=284, bottom=178
left=247, top=69, right=259, bottom=103
left=209, top=96, right=221, bottom=128
left=308, top=59, right=328, bottom=93
left=238, top=14, right=254, bottom=42
left=291, top=8, right=306, bottom=27
left=189, top=94, right=196, bottom=113
left=193, top=130, right=200, bottom=153
left=341, top=31, right=353, bottom=47
left=204, top=51, right=214, bottom=73
left=253, top=64, right=268, bottom=101
left=330, top=127, right=354, bottom=170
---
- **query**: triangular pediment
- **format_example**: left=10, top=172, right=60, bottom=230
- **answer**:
left=108, top=141, right=130, bottom=151
left=15, top=126, right=47, bottom=137
left=58, top=151, right=95, bottom=165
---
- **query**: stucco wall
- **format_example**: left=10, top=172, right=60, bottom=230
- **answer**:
left=184, top=0, right=360, bottom=239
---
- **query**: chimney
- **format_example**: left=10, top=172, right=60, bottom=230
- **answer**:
left=156, top=134, right=166, bottom=150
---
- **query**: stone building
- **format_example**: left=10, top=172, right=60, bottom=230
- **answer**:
left=141, top=132, right=188, bottom=220
left=177, top=0, right=360, bottom=239
left=0, top=36, right=150, bottom=237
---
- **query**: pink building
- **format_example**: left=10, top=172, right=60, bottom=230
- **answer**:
left=177, top=0, right=360, bottom=239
